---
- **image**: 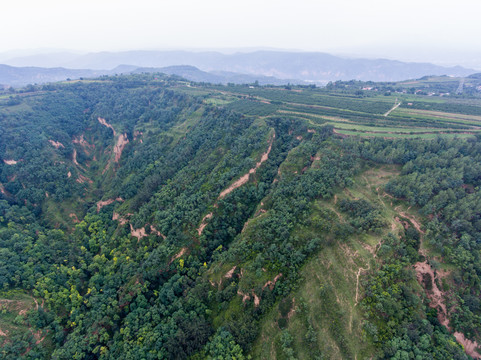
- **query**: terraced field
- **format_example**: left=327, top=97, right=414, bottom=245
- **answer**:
left=179, top=81, right=481, bottom=139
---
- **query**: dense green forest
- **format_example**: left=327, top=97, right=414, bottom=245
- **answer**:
left=0, top=74, right=480, bottom=359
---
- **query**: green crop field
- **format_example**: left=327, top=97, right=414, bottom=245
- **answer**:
left=194, top=81, right=481, bottom=139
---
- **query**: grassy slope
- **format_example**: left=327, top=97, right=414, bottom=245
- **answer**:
left=250, top=164, right=406, bottom=359
left=0, top=291, right=50, bottom=348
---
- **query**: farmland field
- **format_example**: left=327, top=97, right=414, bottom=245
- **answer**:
left=188, top=80, right=481, bottom=139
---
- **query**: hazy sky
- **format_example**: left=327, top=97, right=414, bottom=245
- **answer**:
left=1, top=0, right=481, bottom=64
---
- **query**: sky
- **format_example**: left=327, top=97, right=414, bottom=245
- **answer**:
left=1, top=0, right=481, bottom=66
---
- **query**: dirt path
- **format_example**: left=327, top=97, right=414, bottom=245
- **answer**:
left=355, top=263, right=370, bottom=306
left=218, top=132, right=275, bottom=200
left=384, top=99, right=401, bottom=117
left=169, top=247, right=187, bottom=264
left=197, top=213, right=213, bottom=235
left=198, top=131, right=275, bottom=236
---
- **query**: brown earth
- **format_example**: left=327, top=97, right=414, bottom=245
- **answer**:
left=98, top=117, right=116, bottom=136
left=411, top=215, right=480, bottom=358
left=150, top=225, right=166, bottom=239
left=3, top=160, right=17, bottom=165
left=398, top=211, right=425, bottom=234
left=112, top=212, right=131, bottom=225
left=72, top=149, right=80, bottom=166
left=48, top=140, right=64, bottom=149
left=69, top=213, right=80, bottom=223
left=224, top=266, right=237, bottom=279
left=415, top=261, right=449, bottom=326
left=241, top=207, right=267, bottom=233
left=102, top=132, right=129, bottom=173
left=454, top=332, right=481, bottom=359
left=237, top=290, right=250, bottom=303
left=169, top=248, right=187, bottom=264
left=96, top=197, right=124, bottom=212
left=133, top=131, right=143, bottom=141
left=218, top=132, right=275, bottom=200
left=129, top=224, right=147, bottom=240
left=253, top=293, right=260, bottom=307
left=262, top=273, right=282, bottom=291
left=76, top=174, right=93, bottom=184
left=287, top=298, right=296, bottom=320
left=72, top=135, right=95, bottom=155
left=197, top=213, right=213, bottom=236
left=127, top=224, right=166, bottom=240
left=114, top=134, right=129, bottom=162
left=237, top=289, right=260, bottom=307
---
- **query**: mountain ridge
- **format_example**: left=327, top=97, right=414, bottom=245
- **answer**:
left=0, top=50, right=476, bottom=83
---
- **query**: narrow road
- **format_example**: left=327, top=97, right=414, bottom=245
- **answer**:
left=456, top=79, right=465, bottom=95
left=384, top=98, right=401, bottom=117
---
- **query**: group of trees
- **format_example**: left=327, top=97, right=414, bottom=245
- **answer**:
left=0, top=74, right=480, bottom=358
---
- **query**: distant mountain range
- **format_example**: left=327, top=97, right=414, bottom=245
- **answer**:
left=0, top=64, right=306, bottom=88
left=132, top=65, right=305, bottom=85
left=0, top=50, right=477, bottom=87
left=0, top=64, right=103, bottom=87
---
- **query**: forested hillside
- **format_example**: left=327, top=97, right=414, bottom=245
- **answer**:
left=0, top=74, right=480, bottom=359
